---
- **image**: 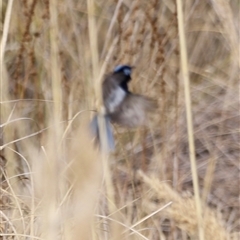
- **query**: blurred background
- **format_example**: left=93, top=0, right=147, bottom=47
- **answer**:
left=1, top=0, right=239, bottom=239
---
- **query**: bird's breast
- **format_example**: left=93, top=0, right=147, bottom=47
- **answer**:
left=105, top=86, right=126, bottom=113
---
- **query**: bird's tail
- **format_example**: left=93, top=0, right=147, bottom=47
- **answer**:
left=90, top=114, right=115, bottom=152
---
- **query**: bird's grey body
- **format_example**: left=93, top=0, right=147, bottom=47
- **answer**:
left=90, top=65, right=155, bottom=151
left=108, top=94, right=155, bottom=127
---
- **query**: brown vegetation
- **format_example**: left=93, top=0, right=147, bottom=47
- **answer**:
left=1, top=0, right=239, bottom=239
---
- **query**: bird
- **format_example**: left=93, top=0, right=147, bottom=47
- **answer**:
left=90, top=64, right=155, bottom=151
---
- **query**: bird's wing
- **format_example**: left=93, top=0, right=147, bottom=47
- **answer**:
left=109, top=94, right=156, bottom=128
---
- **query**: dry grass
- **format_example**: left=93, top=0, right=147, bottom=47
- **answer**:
left=1, top=0, right=239, bottom=239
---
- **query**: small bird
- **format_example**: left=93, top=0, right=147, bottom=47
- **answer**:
left=90, top=65, right=155, bottom=151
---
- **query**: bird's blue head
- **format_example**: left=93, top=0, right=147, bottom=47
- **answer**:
left=113, top=65, right=133, bottom=76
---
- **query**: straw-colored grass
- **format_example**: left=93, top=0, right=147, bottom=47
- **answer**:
left=1, top=0, right=239, bottom=239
